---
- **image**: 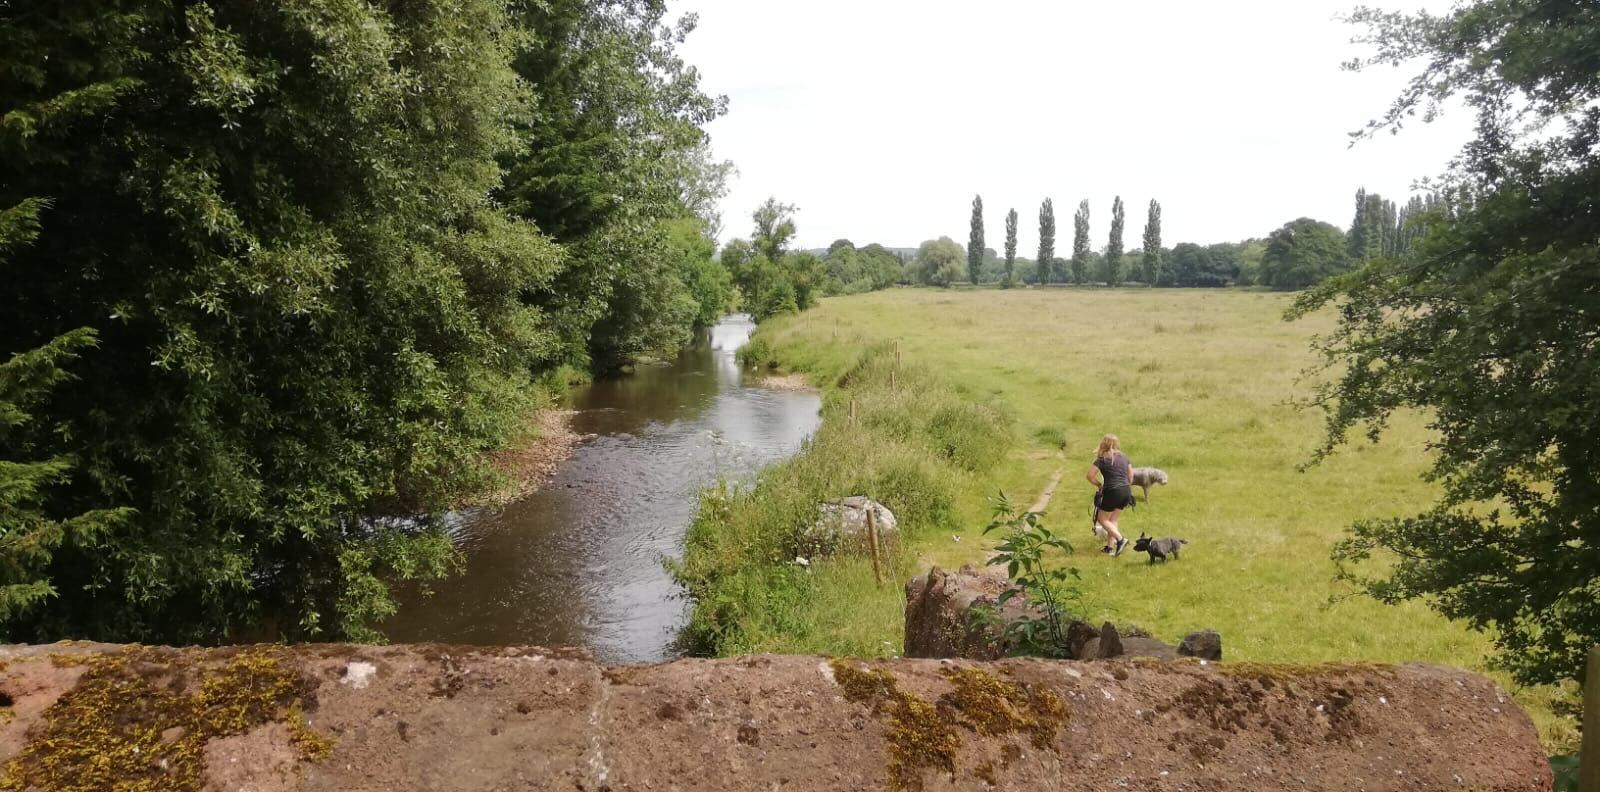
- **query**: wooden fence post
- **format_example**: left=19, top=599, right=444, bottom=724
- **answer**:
left=866, top=505, right=882, bottom=587
left=1583, top=644, right=1599, bottom=792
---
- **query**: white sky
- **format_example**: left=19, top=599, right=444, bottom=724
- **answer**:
left=672, top=0, right=1472, bottom=252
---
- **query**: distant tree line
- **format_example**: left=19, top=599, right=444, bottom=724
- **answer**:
left=906, top=188, right=1446, bottom=290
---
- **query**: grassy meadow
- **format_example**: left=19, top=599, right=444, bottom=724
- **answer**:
left=690, top=286, right=1578, bottom=751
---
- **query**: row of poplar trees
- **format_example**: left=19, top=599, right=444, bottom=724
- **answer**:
left=969, top=195, right=1164, bottom=286
left=0, top=1, right=733, bottom=644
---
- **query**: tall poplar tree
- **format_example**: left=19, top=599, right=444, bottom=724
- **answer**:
left=1105, top=196, right=1126, bottom=286
left=1141, top=199, right=1163, bottom=286
left=1037, top=199, right=1056, bottom=284
left=1003, top=208, right=1019, bottom=286
left=1071, top=200, right=1091, bottom=284
left=968, top=195, right=985, bottom=285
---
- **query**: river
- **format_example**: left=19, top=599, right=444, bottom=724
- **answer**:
left=385, top=315, right=821, bottom=662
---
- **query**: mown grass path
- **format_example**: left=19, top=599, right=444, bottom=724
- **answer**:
left=751, top=287, right=1574, bottom=749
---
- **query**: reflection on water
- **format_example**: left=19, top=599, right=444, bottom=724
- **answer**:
left=385, top=315, right=821, bottom=662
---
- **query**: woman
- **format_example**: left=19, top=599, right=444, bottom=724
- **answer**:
left=1086, top=433, right=1135, bottom=556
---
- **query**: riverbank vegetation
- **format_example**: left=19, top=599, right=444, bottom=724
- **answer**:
left=672, top=341, right=1012, bottom=656
left=684, top=288, right=1577, bottom=750
left=0, top=0, right=729, bottom=644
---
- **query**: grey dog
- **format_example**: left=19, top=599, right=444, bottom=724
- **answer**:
left=1133, top=533, right=1186, bottom=563
left=1130, top=467, right=1169, bottom=502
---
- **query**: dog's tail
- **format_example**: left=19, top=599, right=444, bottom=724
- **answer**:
left=1179, top=539, right=1189, bottom=544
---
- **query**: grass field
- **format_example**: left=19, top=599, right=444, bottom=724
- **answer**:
left=726, top=286, right=1576, bottom=751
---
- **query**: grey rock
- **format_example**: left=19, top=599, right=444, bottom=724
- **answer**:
left=1178, top=629, right=1223, bottom=661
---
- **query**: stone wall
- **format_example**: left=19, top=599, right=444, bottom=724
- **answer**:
left=0, top=642, right=1552, bottom=791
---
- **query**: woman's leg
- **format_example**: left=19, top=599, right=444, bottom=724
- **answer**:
left=1099, top=508, right=1123, bottom=545
left=1107, top=508, right=1132, bottom=556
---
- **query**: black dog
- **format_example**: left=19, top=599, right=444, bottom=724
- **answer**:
left=1132, top=532, right=1187, bottom=564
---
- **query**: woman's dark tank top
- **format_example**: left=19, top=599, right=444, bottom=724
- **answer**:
left=1094, top=451, right=1131, bottom=490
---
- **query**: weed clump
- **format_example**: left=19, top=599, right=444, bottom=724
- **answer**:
left=0, top=648, right=333, bottom=792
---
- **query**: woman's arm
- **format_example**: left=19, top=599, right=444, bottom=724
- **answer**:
left=1085, top=464, right=1102, bottom=489
left=1126, top=459, right=1134, bottom=484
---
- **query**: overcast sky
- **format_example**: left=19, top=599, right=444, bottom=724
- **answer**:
left=671, top=0, right=1472, bottom=253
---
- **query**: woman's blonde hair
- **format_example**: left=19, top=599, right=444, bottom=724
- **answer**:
left=1096, top=433, right=1122, bottom=459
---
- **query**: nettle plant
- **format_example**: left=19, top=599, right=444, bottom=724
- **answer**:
left=982, top=492, right=1081, bottom=658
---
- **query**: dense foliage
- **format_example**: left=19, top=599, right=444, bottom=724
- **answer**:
left=1259, top=218, right=1351, bottom=290
left=910, top=237, right=966, bottom=287
left=820, top=240, right=903, bottom=296
left=502, top=0, right=732, bottom=367
left=714, top=198, right=901, bottom=320
left=1166, top=243, right=1240, bottom=287
left=1296, top=0, right=1600, bottom=686
left=0, top=0, right=726, bottom=642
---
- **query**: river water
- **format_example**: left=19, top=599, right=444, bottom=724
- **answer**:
left=385, top=315, right=821, bottom=662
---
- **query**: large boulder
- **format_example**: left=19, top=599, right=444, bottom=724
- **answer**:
left=904, top=564, right=1037, bottom=660
left=803, top=496, right=897, bottom=556
left=0, top=643, right=1554, bottom=791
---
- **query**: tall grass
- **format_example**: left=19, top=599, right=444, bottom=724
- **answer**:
left=671, top=343, right=1011, bottom=657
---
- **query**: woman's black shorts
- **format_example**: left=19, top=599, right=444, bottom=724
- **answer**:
left=1097, top=485, right=1135, bottom=512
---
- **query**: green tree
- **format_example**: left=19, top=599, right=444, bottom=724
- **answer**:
left=1295, top=0, right=1600, bottom=686
left=751, top=198, right=799, bottom=263
left=1003, top=209, right=1019, bottom=286
left=500, top=0, right=729, bottom=368
left=0, top=0, right=571, bottom=643
left=1259, top=218, right=1350, bottom=290
left=912, top=237, right=966, bottom=287
left=968, top=195, right=985, bottom=285
left=0, top=199, right=134, bottom=635
left=1346, top=188, right=1396, bottom=264
left=667, top=218, right=732, bottom=327
left=721, top=200, right=835, bottom=320
left=1071, top=200, right=1091, bottom=284
left=1233, top=239, right=1269, bottom=285
left=1141, top=200, right=1162, bottom=286
left=858, top=244, right=906, bottom=290
left=1036, top=199, right=1056, bottom=285
left=1104, top=196, right=1126, bottom=286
